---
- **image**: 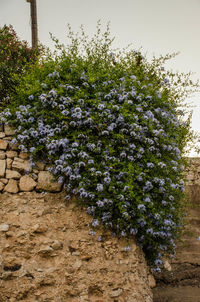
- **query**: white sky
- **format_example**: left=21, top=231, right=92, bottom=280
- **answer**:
left=1, top=0, right=200, bottom=155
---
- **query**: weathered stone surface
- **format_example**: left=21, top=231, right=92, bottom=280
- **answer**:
left=0, top=151, right=5, bottom=160
left=0, top=223, right=9, bottom=232
left=0, top=182, right=5, bottom=191
left=6, top=169, right=21, bottom=179
left=4, top=125, right=15, bottom=136
left=9, top=142, right=18, bottom=150
left=4, top=179, right=19, bottom=193
left=0, top=132, right=5, bottom=138
left=6, top=158, right=12, bottom=169
left=0, top=159, right=6, bottom=177
left=35, top=161, right=45, bottom=171
left=19, top=175, right=36, bottom=191
left=32, top=223, right=48, bottom=233
left=12, top=158, right=32, bottom=173
left=0, top=139, right=8, bottom=150
left=0, top=192, right=153, bottom=302
left=36, top=171, right=62, bottom=192
left=148, top=274, right=156, bottom=288
left=6, top=150, right=18, bottom=158
left=19, top=152, right=29, bottom=159
left=110, top=288, right=123, bottom=298
left=0, top=178, right=8, bottom=184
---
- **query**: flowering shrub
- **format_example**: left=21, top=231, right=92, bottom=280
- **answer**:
left=1, top=24, right=197, bottom=270
left=0, top=25, right=42, bottom=106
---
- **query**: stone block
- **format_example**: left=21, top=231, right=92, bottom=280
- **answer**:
left=6, top=151, right=18, bottom=158
left=12, top=158, right=32, bottom=173
left=0, top=132, right=5, bottom=138
left=0, top=151, right=6, bottom=160
left=6, top=169, right=21, bottom=179
left=0, top=159, right=6, bottom=177
left=0, top=178, right=8, bottom=184
left=36, top=171, right=62, bottom=192
left=0, top=182, right=4, bottom=191
left=0, top=139, right=8, bottom=150
left=4, top=124, right=15, bottom=136
left=19, top=175, right=37, bottom=191
left=6, top=158, right=12, bottom=169
left=19, top=152, right=29, bottom=159
left=4, top=179, right=19, bottom=193
left=9, top=142, right=19, bottom=151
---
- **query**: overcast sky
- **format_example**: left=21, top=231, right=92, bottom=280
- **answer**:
left=1, top=0, right=200, bottom=154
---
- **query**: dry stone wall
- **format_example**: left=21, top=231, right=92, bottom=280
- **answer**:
left=0, top=124, right=62, bottom=194
left=0, top=124, right=154, bottom=302
left=0, top=192, right=154, bottom=302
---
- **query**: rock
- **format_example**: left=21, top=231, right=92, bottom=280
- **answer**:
left=36, top=171, right=62, bottom=192
left=0, top=182, right=5, bottom=191
left=0, top=159, right=6, bottom=177
left=0, top=132, right=5, bottom=138
left=4, top=125, right=15, bottom=136
left=0, top=178, right=8, bottom=184
left=4, top=179, right=19, bottom=193
left=51, top=240, right=63, bottom=250
left=6, top=169, right=21, bottom=179
left=9, top=142, right=19, bottom=151
left=148, top=274, right=156, bottom=288
left=164, top=260, right=172, bottom=271
left=38, top=246, right=54, bottom=257
left=12, top=158, right=32, bottom=173
left=35, top=161, right=45, bottom=171
left=110, top=288, right=123, bottom=298
left=0, top=139, right=8, bottom=150
left=19, top=152, right=29, bottom=159
left=0, top=223, right=9, bottom=232
left=0, top=151, right=6, bottom=159
left=6, top=151, right=18, bottom=158
left=6, top=158, right=13, bottom=169
left=32, top=223, right=48, bottom=233
left=19, top=175, right=36, bottom=191
left=72, top=259, right=82, bottom=270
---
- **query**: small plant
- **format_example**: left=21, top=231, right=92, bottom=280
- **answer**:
left=0, top=25, right=42, bottom=107
left=1, top=23, right=198, bottom=271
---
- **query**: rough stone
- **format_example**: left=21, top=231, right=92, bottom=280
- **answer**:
left=19, top=175, right=36, bottom=191
left=0, top=151, right=6, bottom=160
left=6, top=158, right=13, bottom=169
left=6, top=169, right=21, bottom=179
left=35, top=161, right=45, bottom=171
left=0, top=182, right=5, bottom=191
left=0, top=139, right=8, bottom=150
left=12, top=158, right=32, bottom=173
left=19, top=152, right=29, bottom=159
left=110, top=288, right=123, bottom=298
left=4, top=179, right=19, bottom=193
left=32, top=223, right=48, bottom=233
left=36, top=171, right=62, bottom=192
left=148, top=274, right=156, bottom=288
left=0, top=223, right=9, bottom=232
left=0, top=132, right=5, bottom=138
left=0, top=159, right=6, bottom=177
left=9, top=142, right=19, bottom=151
left=4, top=125, right=15, bottom=136
left=38, top=246, right=54, bottom=257
left=0, top=178, right=8, bottom=184
left=6, top=150, right=18, bottom=158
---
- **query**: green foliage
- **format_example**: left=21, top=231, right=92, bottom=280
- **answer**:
left=1, top=23, right=198, bottom=271
left=0, top=25, right=43, bottom=106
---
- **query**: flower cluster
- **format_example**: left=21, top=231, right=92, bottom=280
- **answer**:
left=1, top=25, right=192, bottom=270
